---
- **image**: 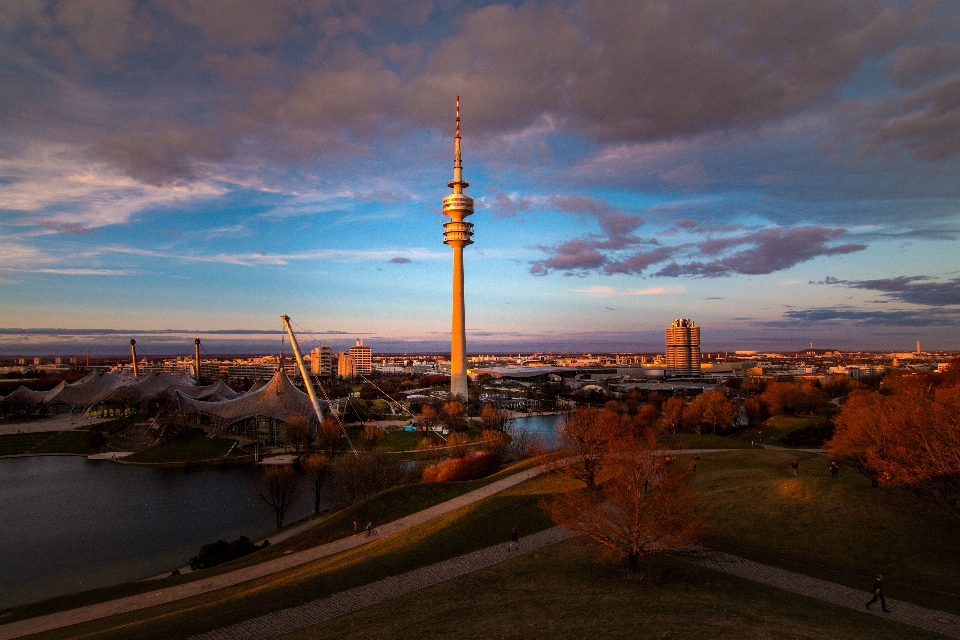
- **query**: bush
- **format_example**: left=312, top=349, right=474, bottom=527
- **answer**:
left=422, top=450, right=501, bottom=483
left=189, top=535, right=261, bottom=571
left=779, top=422, right=835, bottom=447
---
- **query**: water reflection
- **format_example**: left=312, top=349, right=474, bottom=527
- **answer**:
left=0, top=456, right=317, bottom=609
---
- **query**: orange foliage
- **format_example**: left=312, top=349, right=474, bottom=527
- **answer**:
left=828, top=375, right=960, bottom=516
left=549, top=437, right=700, bottom=566
left=422, top=450, right=501, bottom=482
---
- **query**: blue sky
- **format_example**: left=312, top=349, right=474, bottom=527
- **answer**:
left=1, top=0, right=959, bottom=356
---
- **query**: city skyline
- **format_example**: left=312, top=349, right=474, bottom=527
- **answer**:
left=2, top=1, right=960, bottom=355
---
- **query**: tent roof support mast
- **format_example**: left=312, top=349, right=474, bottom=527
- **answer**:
left=281, top=314, right=322, bottom=440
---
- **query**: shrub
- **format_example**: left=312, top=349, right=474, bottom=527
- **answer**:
left=422, top=450, right=501, bottom=483
left=189, top=535, right=260, bottom=571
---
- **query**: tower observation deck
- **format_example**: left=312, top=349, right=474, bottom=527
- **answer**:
left=443, top=96, right=474, bottom=400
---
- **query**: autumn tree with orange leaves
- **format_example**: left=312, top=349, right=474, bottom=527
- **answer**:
left=558, top=406, right=620, bottom=489
left=828, top=364, right=960, bottom=517
left=549, top=436, right=700, bottom=567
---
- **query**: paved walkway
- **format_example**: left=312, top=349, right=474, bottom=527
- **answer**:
left=191, top=527, right=579, bottom=640
left=685, top=547, right=960, bottom=638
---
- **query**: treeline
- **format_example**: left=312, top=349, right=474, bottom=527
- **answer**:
left=828, top=361, right=960, bottom=518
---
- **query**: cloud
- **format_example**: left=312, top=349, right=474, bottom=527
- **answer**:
left=813, top=275, right=960, bottom=306
left=389, top=256, right=412, bottom=264
left=533, top=224, right=866, bottom=278
left=770, top=306, right=960, bottom=327
left=576, top=285, right=681, bottom=297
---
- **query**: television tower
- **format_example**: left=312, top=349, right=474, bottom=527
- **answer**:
left=442, top=96, right=474, bottom=400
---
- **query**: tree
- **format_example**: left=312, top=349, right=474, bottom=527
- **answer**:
left=659, top=396, right=685, bottom=434
left=316, top=415, right=344, bottom=454
left=549, top=437, right=700, bottom=567
left=559, top=407, right=617, bottom=490
left=258, top=465, right=302, bottom=529
left=283, top=415, right=310, bottom=453
left=480, top=403, right=509, bottom=430
left=683, top=390, right=736, bottom=435
left=333, top=450, right=409, bottom=503
left=828, top=379, right=960, bottom=517
left=360, top=423, right=384, bottom=450
left=303, top=454, right=329, bottom=514
left=441, top=400, right=467, bottom=432
left=760, top=381, right=826, bottom=416
left=417, top=404, right=439, bottom=432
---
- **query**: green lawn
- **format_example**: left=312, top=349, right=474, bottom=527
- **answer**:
left=30, top=431, right=96, bottom=455
left=280, top=538, right=947, bottom=640
left=690, top=449, right=960, bottom=615
left=659, top=433, right=753, bottom=449
left=731, top=414, right=827, bottom=446
left=0, top=431, right=56, bottom=456
left=123, top=429, right=237, bottom=464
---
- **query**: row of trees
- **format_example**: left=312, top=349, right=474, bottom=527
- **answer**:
left=828, top=363, right=960, bottom=518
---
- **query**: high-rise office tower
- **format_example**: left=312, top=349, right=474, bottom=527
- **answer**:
left=348, top=339, right=372, bottom=375
left=442, top=96, right=474, bottom=400
left=666, top=318, right=701, bottom=377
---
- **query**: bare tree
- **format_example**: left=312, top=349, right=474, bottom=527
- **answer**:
left=302, top=454, right=329, bottom=514
left=549, top=437, right=700, bottom=567
left=284, top=415, right=310, bottom=453
left=480, top=403, right=509, bottom=430
left=559, top=407, right=617, bottom=490
left=316, top=415, right=344, bottom=454
left=333, top=450, right=408, bottom=503
left=258, top=465, right=302, bottom=529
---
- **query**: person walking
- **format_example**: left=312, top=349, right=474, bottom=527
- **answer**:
left=830, top=461, right=839, bottom=478
left=791, top=460, right=799, bottom=475
left=509, top=524, right=519, bottom=550
left=865, top=574, right=890, bottom=612
left=353, top=521, right=358, bottom=536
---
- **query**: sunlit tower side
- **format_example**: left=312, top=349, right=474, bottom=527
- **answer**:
left=666, top=318, right=701, bottom=377
left=442, top=95, right=474, bottom=400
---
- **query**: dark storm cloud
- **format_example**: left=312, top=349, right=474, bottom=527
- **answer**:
left=532, top=225, right=866, bottom=277
left=812, top=275, right=960, bottom=306
left=769, top=306, right=960, bottom=326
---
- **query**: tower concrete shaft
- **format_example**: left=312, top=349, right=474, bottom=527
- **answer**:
left=442, top=96, right=474, bottom=400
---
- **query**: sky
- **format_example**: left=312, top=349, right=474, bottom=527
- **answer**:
left=1, top=0, right=959, bottom=357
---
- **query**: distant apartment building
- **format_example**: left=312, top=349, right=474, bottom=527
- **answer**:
left=348, top=339, right=372, bottom=375
left=666, top=318, right=701, bottom=377
left=337, top=351, right=356, bottom=378
left=310, top=345, right=333, bottom=376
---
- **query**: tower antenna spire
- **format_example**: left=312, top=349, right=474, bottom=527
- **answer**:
left=450, top=95, right=467, bottom=194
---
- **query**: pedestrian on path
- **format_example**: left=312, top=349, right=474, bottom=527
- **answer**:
left=830, top=461, right=839, bottom=478
left=509, top=524, right=519, bottom=550
left=791, top=459, right=799, bottom=475
left=866, top=574, right=890, bottom=612
left=353, top=521, right=358, bottom=536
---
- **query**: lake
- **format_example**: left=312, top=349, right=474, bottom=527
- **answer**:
left=507, top=413, right=564, bottom=448
left=0, top=456, right=317, bottom=609
left=1, top=415, right=565, bottom=610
